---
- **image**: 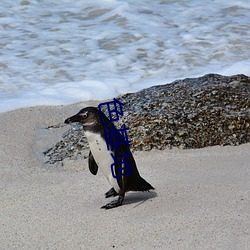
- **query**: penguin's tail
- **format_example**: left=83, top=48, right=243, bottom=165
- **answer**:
left=132, top=176, right=155, bottom=192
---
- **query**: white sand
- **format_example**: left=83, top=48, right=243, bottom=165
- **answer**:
left=0, top=103, right=249, bottom=249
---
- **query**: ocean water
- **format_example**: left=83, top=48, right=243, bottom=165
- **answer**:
left=0, top=0, right=250, bottom=112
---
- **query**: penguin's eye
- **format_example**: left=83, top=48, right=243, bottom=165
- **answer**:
left=79, top=112, right=88, bottom=119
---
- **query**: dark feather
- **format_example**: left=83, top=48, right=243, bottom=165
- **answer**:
left=88, top=151, right=98, bottom=175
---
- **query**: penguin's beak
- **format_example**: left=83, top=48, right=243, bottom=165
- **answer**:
left=64, top=114, right=81, bottom=124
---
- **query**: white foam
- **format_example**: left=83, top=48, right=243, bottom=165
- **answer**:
left=0, top=0, right=250, bottom=112
left=218, top=60, right=250, bottom=76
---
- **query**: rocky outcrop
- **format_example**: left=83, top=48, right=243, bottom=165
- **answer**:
left=44, top=74, right=250, bottom=163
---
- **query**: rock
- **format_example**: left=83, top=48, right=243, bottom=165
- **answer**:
left=43, top=74, right=250, bottom=163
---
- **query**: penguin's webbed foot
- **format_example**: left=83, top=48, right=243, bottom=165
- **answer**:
left=101, top=196, right=124, bottom=209
left=105, top=187, right=118, bottom=198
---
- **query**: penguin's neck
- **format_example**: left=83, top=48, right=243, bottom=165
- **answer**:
left=82, top=123, right=103, bottom=133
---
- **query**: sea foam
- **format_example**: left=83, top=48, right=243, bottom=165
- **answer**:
left=0, top=0, right=249, bottom=112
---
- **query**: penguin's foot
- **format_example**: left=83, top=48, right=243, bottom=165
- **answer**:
left=101, top=196, right=124, bottom=209
left=105, top=188, right=118, bottom=198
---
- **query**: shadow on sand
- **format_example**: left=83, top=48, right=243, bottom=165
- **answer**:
left=122, top=190, right=157, bottom=208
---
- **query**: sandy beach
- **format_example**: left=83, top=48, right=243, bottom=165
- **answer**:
left=0, top=102, right=249, bottom=249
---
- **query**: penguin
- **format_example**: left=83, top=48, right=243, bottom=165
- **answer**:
left=65, top=107, right=154, bottom=209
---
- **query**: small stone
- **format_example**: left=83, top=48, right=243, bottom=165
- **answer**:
left=178, top=130, right=187, bottom=136
left=143, top=138, right=153, bottom=143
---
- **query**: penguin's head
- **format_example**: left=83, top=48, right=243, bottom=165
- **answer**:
left=65, top=107, right=109, bottom=128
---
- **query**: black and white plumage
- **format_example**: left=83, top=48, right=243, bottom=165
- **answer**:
left=65, top=107, right=154, bottom=209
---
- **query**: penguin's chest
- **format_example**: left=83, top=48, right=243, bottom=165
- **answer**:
left=84, top=131, right=120, bottom=192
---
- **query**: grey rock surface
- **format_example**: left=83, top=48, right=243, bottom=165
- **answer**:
left=44, top=74, right=250, bottom=163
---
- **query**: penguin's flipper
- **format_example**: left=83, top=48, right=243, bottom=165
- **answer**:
left=88, top=151, right=98, bottom=175
left=101, top=196, right=124, bottom=209
left=105, top=187, right=118, bottom=198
